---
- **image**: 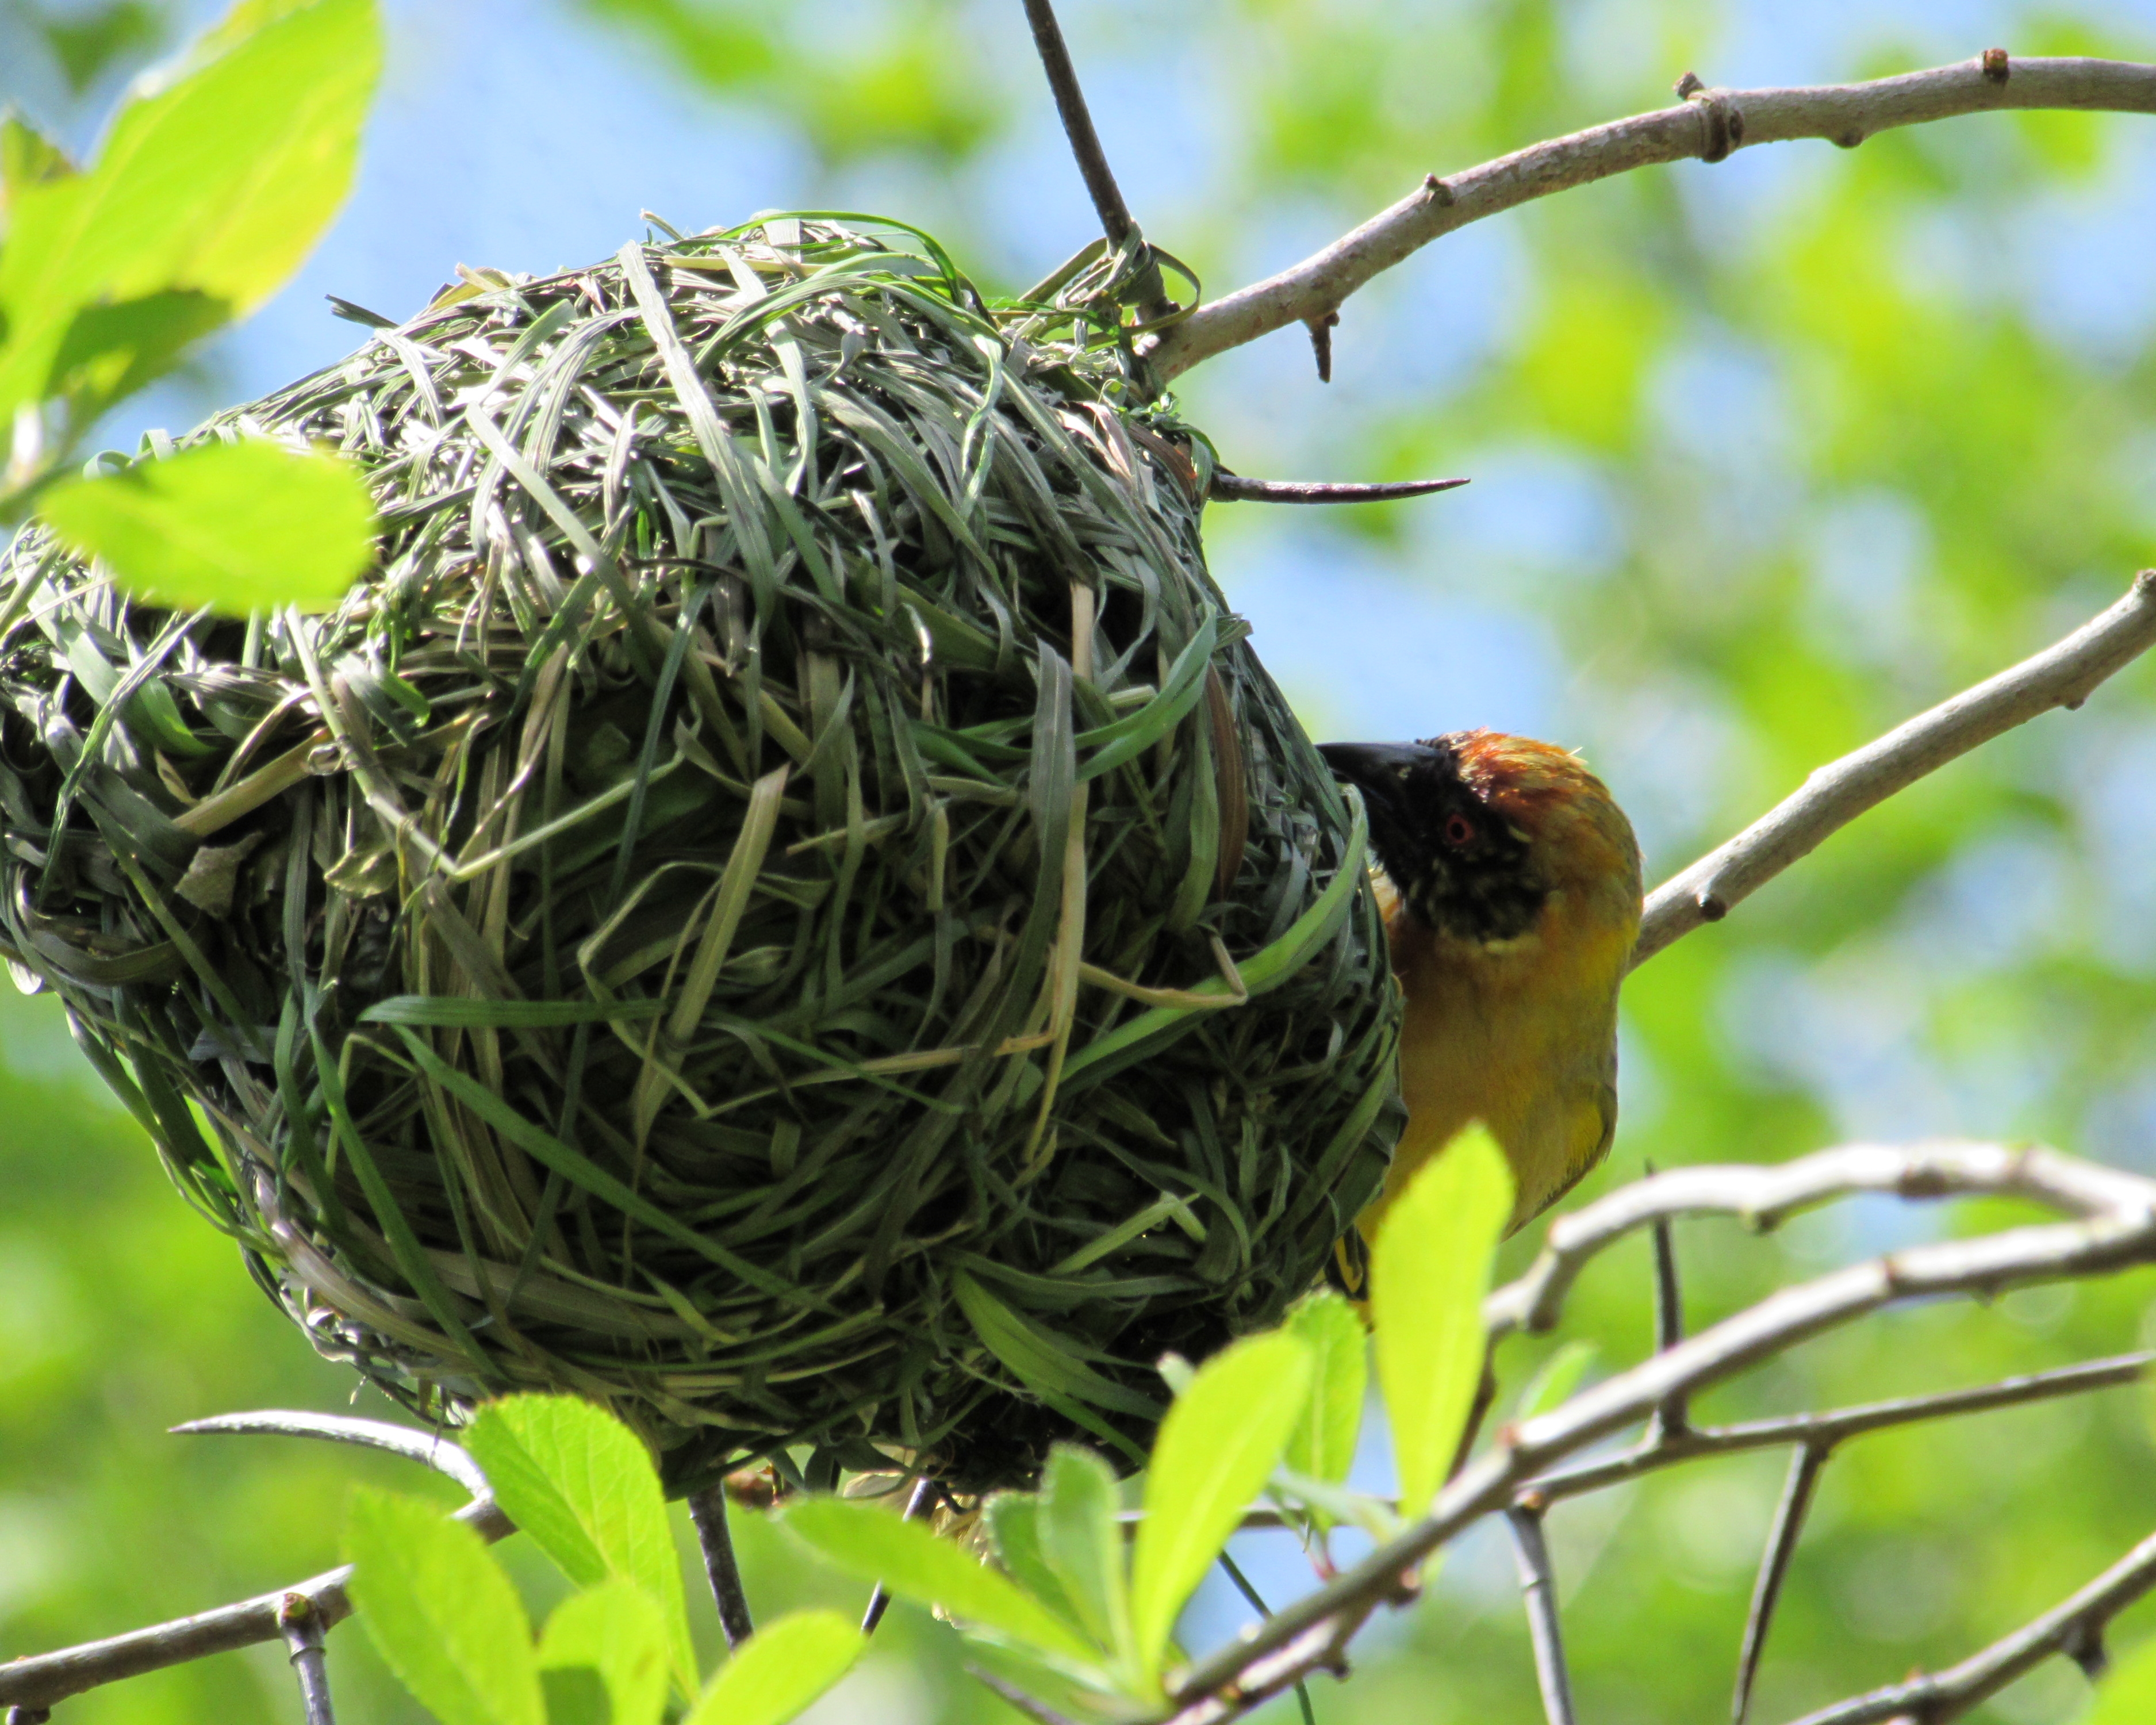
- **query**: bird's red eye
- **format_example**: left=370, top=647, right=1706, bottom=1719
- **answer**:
left=1443, top=813, right=1476, bottom=848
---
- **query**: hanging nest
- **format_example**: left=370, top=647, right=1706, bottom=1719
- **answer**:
left=0, top=216, right=1399, bottom=1492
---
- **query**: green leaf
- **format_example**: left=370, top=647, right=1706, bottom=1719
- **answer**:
left=0, top=0, right=382, bottom=431
left=1, top=110, right=75, bottom=210
left=1035, top=1446, right=1131, bottom=1666
left=1283, top=1291, right=1368, bottom=1489
left=1515, top=1340, right=1598, bottom=1423
left=780, top=1496, right=1096, bottom=1663
left=1130, top=1331, right=1314, bottom=1681
left=45, top=289, right=231, bottom=423
left=981, top=1492, right=1086, bottom=1635
left=37, top=439, right=376, bottom=614
left=343, top=1486, right=542, bottom=1725
left=536, top=1580, right=672, bottom=1725
left=461, top=1395, right=697, bottom=1699
left=2085, top=1631, right=2156, bottom=1725
left=1372, top=1124, right=1514, bottom=1520
left=683, top=1611, right=862, bottom=1725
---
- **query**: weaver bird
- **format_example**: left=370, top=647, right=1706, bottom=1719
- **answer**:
left=1320, top=730, right=1643, bottom=1237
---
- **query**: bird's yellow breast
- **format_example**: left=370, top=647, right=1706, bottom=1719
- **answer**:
left=1365, top=870, right=1636, bottom=1236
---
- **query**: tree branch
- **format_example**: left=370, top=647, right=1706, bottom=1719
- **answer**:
left=1164, top=1143, right=2156, bottom=1709
left=1782, top=1520, right=2156, bottom=1725
left=277, top=1593, right=337, bottom=1725
left=0, top=1497, right=513, bottom=1712
left=1147, top=56, right=2156, bottom=380
left=1207, top=474, right=1469, bottom=504
left=688, top=1483, right=757, bottom=1650
left=1506, top=1506, right=1579, bottom=1725
left=1630, top=570, right=2156, bottom=967
left=1733, top=1443, right=1829, bottom=1725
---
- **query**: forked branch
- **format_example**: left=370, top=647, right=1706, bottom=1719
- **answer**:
left=1148, top=55, right=2156, bottom=380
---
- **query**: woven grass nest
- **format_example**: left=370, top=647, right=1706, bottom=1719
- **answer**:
left=0, top=216, right=1399, bottom=1492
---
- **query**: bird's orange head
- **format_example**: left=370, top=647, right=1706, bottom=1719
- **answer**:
left=1318, top=729, right=1641, bottom=944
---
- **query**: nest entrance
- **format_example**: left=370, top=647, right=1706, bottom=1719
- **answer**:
left=0, top=217, right=1399, bottom=1490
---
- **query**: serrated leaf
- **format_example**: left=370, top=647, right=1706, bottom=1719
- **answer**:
left=1515, top=1340, right=1598, bottom=1423
left=462, top=1394, right=696, bottom=1699
left=536, top=1580, right=671, bottom=1725
left=343, top=1487, right=541, bottom=1725
left=1283, top=1291, right=1368, bottom=1489
left=38, top=439, right=375, bottom=614
left=1372, top=1124, right=1514, bottom=1520
left=780, top=1496, right=1096, bottom=1663
left=683, top=1611, right=862, bottom=1725
left=1037, top=1446, right=1130, bottom=1667
left=1130, top=1330, right=1313, bottom=1681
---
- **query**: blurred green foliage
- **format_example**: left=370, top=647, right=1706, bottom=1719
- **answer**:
left=7, top=2, right=2156, bottom=1723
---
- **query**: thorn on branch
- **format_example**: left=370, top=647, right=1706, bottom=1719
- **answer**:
left=1424, top=172, right=1456, bottom=205
left=863, top=1478, right=940, bottom=1635
left=1208, top=474, right=1470, bottom=505
left=1647, top=1199, right=1691, bottom=1443
left=2063, top=1619, right=2108, bottom=1681
left=1306, top=312, right=1340, bottom=382
left=1983, top=47, right=2012, bottom=83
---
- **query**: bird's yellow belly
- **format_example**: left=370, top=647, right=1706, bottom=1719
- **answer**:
left=1364, top=923, right=1623, bottom=1236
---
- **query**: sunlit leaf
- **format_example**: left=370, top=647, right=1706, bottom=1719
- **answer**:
left=1130, top=1330, right=1313, bottom=1681
left=1035, top=1446, right=1130, bottom=1666
left=1372, top=1124, right=1513, bottom=1520
left=682, top=1611, right=862, bottom=1725
left=461, top=1393, right=697, bottom=1698
left=780, top=1496, right=1095, bottom=1663
left=0, top=0, right=382, bottom=430
left=981, top=1490, right=1087, bottom=1635
left=1283, top=1290, right=1368, bottom=1489
left=37, top=439, right=375, bottom=614
left=536, top=1580, right=672, bottom=1725
left=343, top=1487, right=542, bottom=1725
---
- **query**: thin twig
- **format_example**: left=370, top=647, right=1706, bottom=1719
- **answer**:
left=687, top=1483, right=756, bottom=1650
left=862, top=1476, right=939, bottom=1634
left=965, top=1664, right=1088, bottom=1725
left=1019, top=0, right=1171, bottom=319
left=1527, top=1351, right=2152, bottom=1504
left=1645, top=1208, right=1690, bottom=1442
left=0, top=1497, right=513, bottom=1712
left=277, top=1593, right=337, bottom=1725
left=1781, top=1519, right=2156, bottom=1725
left=1506, top=1505, right=1578, bottom=1725
left=1207, top=474, right=1469, bottom=504
left=1165, top=1143, right=2156, bottom=1707
left=1148, top=56, right=2156, bottom=379
left=172, top=1409, right=492, bottom=1500
left=1733, top=1443, right=1830, bottom=1725
left=1631, top=570, right=2156, bottom=966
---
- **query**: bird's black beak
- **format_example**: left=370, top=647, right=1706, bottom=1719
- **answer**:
left=1317, top=741, right=1444, bottom=818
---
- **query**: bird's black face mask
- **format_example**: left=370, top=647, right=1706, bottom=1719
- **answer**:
left=1318, top=736, right=1545, bottom=943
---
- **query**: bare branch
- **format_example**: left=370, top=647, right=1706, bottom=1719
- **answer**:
left=1632, top=570, right=2156, bottom=966
left=862, top=1476, right=939, bottom=1634
left=277, top=1593, right=337, bottom=1725
left=1207, top=474, right=1470, bottom=504
left=688, top=1483, right=757, bottom=1650
left=1645, top=1210, right=1690, bottom=1442
left=1528, top=1350, right=2153, bottom=1504
left=1147, top=56, right=2156, bottom=380
left=174, top=1409, right=492, bottom=1500
left=1020, top=0, right=1171, bottom=321
left=1165, top=1143, right=2156, bottom=1708
left=965, top=1665, right=1089, bottom=1725
left=0, top=1497, right=513, bottom=1712
left=1733, top=1443, right=1829, bottom=1725
left=1506, top=1506, right=1579, bottom=1725
left=1782, top=1520, right=2156, bottom=1725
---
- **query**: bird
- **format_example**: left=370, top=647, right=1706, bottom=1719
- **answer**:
left=1318, top=730, right=1643, bottom=1240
